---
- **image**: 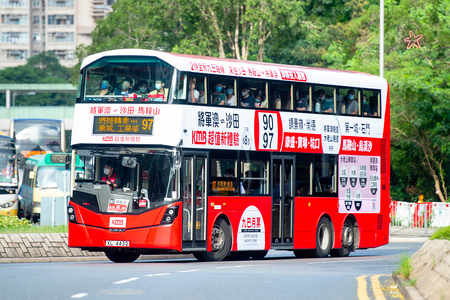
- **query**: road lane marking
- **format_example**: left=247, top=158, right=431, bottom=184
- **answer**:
left=178, top=269, right=201, bottom=273
left=357, top=275, right=369, bottom=300
left=371, top=274, right=390, bottom=300
left=307, top=258, right=383, bottom=265
left=145, top=273, right=171, bottom=277
left=71, top=293, right=88, bottom=298
left=113, top=277, right=140, bottom=284
left=216, top=265, right=255, bottom=269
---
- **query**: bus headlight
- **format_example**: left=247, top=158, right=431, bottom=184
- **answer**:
left=160, top=206, right=179, bottom=225
left=1, top=200, right=17, bottom=208
left=67, top=205, right=77, bottom=223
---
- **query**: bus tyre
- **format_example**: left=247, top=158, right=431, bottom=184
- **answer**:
left=105, top=250, right=141, bottom=263
left=314, top=217, right=332, bottom=258
left=330, top=220, right=354, bottom=257
left=193, top=218, right=231, bottom=262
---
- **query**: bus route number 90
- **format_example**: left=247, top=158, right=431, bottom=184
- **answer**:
left=258, top=112, right=278, bottom=150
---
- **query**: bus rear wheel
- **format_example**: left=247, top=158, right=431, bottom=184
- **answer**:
left=193, top=218, right=231, bottom=262
left=330, top=219, right=354, bottom=257
left=105, top=250, right=141, bottom=263
left=314, top=217, right=332, bottom=258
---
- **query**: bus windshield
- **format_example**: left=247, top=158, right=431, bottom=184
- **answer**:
left=0, top=150, right=17, bottom=188
left=77, top=148, right=178, bottom=207
left=36, top=167, right=66, bottom=188
left=13, top=120, right=63, bottom=156
left=83, top=56, right=174, bottom=103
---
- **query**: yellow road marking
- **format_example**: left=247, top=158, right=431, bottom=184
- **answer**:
left=371, top=274, right=388, bottom=300
left=357, top=275, right=369, bottom=300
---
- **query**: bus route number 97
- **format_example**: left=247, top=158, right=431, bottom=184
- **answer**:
left=258, top=112, right=278, bottom=150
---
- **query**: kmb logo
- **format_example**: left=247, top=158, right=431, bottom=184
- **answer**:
left=109, top=217, right=127, bottom=228
left=192, top=130, right=207, bottom=145
left=102, top=136, right=113, bottom=142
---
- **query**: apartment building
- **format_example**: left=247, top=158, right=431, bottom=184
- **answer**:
left=0, top=0, right=115, bottom=69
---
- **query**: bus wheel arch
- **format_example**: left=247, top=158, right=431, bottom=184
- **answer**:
left=314, top=215, right=333, bottom=258
left=193, top=216, right=232, bottom=262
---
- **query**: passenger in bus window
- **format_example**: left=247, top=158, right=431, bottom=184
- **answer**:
left=295, top=89, right=308, bottom=111
left=344, top=89, right=358, bottom=115
left=149, top=79, right=168, bottom=102
left=197, top=83, right=206, bottom=103
left=211, top=83, right=226, bottom=105
left=188, top=78, right=199, bottom=103
left=225, top=86, right=235, bottom=106
left=362, top=94, right=370, bottom=116
left=114, top=77, right=135, bottom=97
left=240, top=86, right=255, bottom=108
left=315, top=89, right=333, bottom=113
left=255, top=90, right=267, bottom=108
left=94, top=77, right=113, bottom=96
left=135, top=80, right=149, bottom=98
left=102, top=164, right=121, bottom=189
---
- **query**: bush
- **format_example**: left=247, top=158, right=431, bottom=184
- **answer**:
left=0, top=215, right=32, bottom=228
left=430, top=226, right=450, bottom=241
left=396, top=252, right=413, bottom=279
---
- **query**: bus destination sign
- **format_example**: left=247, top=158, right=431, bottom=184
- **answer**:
left=93, top=116, right=154, bottom=135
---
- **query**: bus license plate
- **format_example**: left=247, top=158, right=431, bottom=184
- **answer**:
left=106, top=240, right=130, bottom=247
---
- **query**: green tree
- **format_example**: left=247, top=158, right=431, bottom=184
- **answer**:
left=0, top=52, right=74, bottom=106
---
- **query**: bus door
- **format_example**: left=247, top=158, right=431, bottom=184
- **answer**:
left=182, top=152, right=208, bottom=251
left=271, top=155, right=295, bottom=248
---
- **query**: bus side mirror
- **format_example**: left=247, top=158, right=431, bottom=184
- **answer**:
left=65, top=155, right=71, bottom=170
left=122, top=156, right=137, bottom=168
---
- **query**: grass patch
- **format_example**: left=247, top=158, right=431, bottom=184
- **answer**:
left=430, top=226, right=450, bottom=241
left=0, top=225, right=68, bottom=234
left=395, top=252, right=413, bottom=279
left=0, top=215, right=68, bottom=234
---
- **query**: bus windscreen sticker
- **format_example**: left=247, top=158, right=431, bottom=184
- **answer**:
left=338, top=155, right=380, bottom=213
left=93, top=116, right=154, bottom=135
left=107, top=199, right=129, bottom=213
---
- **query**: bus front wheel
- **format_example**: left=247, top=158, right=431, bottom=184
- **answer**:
left=105, top=250, right=141, bottom=263
left=193, top=218, right=231, bottom=262
left=314, top=217, right=332, bottom=258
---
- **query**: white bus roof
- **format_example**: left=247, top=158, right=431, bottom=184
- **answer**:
left=80, top=49, right=387, bottom=90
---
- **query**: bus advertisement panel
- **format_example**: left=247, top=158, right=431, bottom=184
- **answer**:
left=68, top=50, right=390, bottom=263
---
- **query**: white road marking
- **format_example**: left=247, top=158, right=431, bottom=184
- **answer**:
left=178, top=269, right=201, bottom=273
left=113, top=277, right=140, bottom=284
left=144, top=273, right=171, bottom=277
left=71, top=293, right=88, bottom=298
left=307, top=258, right=383, bottom=265
left=216, top=265, right=256, bottom=269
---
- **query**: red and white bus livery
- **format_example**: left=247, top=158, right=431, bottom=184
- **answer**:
left=68, top=49, right=390, bottom=262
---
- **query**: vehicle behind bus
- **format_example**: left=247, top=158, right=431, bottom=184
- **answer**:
left=9, top=118, right=66, bottom=187
left=20, top=153, right=83, bottom=222
left=0, top=136, right=19, bottom=216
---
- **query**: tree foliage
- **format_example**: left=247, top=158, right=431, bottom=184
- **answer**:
left=0, top=52, right=74, bottom=106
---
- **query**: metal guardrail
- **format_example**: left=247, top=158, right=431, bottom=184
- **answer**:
left=390, top=201, right=450, bottom=237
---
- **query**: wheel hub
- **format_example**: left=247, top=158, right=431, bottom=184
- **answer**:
left=211, top=226, right=225, bottom=252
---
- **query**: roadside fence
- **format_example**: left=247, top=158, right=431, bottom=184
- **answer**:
left=390, top=201, right=450, bottom=237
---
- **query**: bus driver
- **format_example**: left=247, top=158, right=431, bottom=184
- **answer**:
left=102, top=164, right=121, bottom=189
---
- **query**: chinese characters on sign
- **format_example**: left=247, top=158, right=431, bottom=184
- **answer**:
left=93, top=116, right=154, bottom=135
left=192, top=110, right=241, bottom=147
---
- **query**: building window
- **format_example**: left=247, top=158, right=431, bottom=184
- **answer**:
left=6, top=49, right=28, bottom=60
left=1, top=0, right=29, bottom=8
left=32, top=16, right=39, bottom=24
left=47, top=0, right=74, bottom=7
left=52, top=50, right=74, bottom=60
left=32, top=0, right=40, bottom=7
left=48, top=15, right=74, bottom=25
left=1, top=32, right=28, bottom=44
left=49, top=32, right=74, bottom=43
left=1, top=14, right=28, bottom=25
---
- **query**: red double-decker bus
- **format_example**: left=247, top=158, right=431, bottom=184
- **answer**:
left=68, top=49, right=390, bottom=262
